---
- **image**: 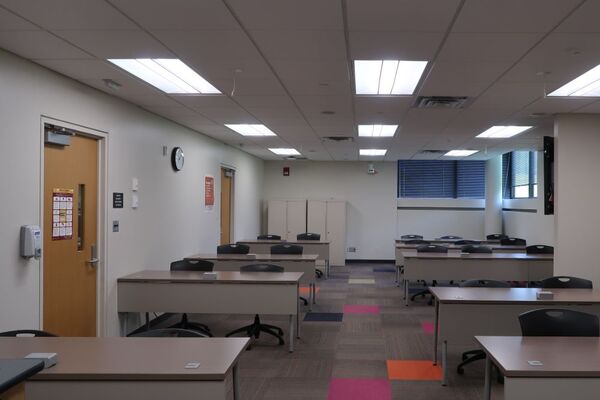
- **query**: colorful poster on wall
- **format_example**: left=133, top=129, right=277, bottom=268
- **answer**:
left=204, top=175, right=214, bottom=210
left=52, top=188, right=74, bottom=240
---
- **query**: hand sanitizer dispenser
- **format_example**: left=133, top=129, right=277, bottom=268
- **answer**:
left=20, top=225, right=42, bottom=259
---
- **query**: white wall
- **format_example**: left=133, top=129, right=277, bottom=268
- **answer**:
left=263, top=161, right=397, bottom=259
left=0, top=49, right=263, bottom=335
left=502, top=151, right=555, bottom=245
left=554, top=114, right=600, bottom=284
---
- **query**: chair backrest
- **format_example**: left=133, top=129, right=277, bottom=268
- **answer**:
left=519, top=309, right=600, bottom=337
left=541, top=276, right=593, bottom=289
left=129, top=328, right=207, bottom=338
left=271, top=244, right=303, bottom=255
left=0, top=329, right=57, bottom=337
left=455, top=240, right=481, bottom=246
left=297, top=233, right=320, bottom=241
left=486, top=233, right=508, bottom=240
left=217, top=243, right=250, bottom=254
left=460, top=244, right=492, bottom=254
left=439, top=235, right=462, bottom=240
left=401, top=234, right=423, bottom=240
left=403, top=239, right=430, bottom=245
left=416, top=244, right=448, bottom=253
left=460, top=279, right=510, bottom=288
left=526, top=245, right=554, bottom=254
left=257, top=234, right=281, bottom=240
left=500, top=237, right=527, bottom=246
left=170, top=259, right=214, bottom=272
left=240, top=264, right=285, bottom=273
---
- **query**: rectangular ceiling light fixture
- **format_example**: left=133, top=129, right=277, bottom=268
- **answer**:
left=354, top=60, right=428, bottom=95
left=360, top=149, right=387, bottom=156
left=358, top=124, right=398, bottom=137
left=225, top=124, right=277, bottom=136
left=444, top=149, right=479, bottom=157
left=548, top=64, right=600, bottom=96
left=269, top=148, right=300, bottom=156
left=108, top=58, right=221, bottom=94
left=476, top=125, right=533, bottom=139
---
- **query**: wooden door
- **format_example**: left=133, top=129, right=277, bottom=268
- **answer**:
left=326, top=201, right=346, bottom=266
left=286, top=200, right=307, bottom=241
left=43, top=134, right=98, bottom=337
left=220, top=168, right=233, bottom=244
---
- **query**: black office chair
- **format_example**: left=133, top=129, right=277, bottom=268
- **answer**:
left=460, top=244, right=492, bottom=254
left=455, top=240, right=481, bottom=246
left=403, top=239, right=430, bottom=245
left=519, top=309, right=600, bottom=337
left=500, top=237, right=527, bottom=246
left=257, top=234, right=281, bottom=240
left=129, top=328, right=208, bottom=337
left=486, top=234, right=508, bottom=240
left=217, top=243, right=250, bottom=254
left=296, top=233, right=324, bottom=278
left=526, top=245, right=554, bottom=254
left=410, top=245, right=448, bottom=304
left=541, top=276, right=593, bottom=289
left=270, top=244, right=308, bottom=305
left=0, top=330, right=57, bottom=337
left=226, top=264, right=285, bottom=346
left=168, top=259, right=214, bottom=336
left=401, top=234, right=423, bottom=240
left=439, top=235, right=462, bottom=240
left=456, top=279, right=510, bottom=374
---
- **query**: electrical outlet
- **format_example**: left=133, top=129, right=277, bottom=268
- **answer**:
left=348, top=247, right=357, bottom=253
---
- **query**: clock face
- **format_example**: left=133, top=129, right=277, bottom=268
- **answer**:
left=171, top=147, right=184, bottom=171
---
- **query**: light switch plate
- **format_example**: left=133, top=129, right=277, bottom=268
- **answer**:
left=131, top=194, right=139, bottom=209
left=132, top=177, right=139, bottom=192
left=112, top=220, right=119, bottom=233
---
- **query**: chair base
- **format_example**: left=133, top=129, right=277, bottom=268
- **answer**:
left=457, top=350, right=486, bottom=374
left=316, top=269, right=323, bottom=278
left=300, top=296, right=308, bottom=306
left=170, top=313, right=213, bottom=337
left=225, top=314, right=284, bottom=346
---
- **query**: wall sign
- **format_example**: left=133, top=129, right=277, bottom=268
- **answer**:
left=283, top=166, right=290, bottom=176
left=113, top=192, right=124, bottom=208
left=204, top=175, right=214, bottom=210
left=52, top=188, right=73, bottom=240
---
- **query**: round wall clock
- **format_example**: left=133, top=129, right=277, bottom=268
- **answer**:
left=171, top=147, right=184, bottom=171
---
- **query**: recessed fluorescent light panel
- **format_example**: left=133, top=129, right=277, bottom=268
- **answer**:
left=358, top=124, right=398, bottom=137
left=354, top=60, right=428, bottom=95
left=444, top=150, right=479, bottom=157
left=360, top=149, right=387, bottom=156
left=225, top=124, right=277, bottom=137
left=548, top=64, right=600, bottom=97
left=476, top=126, right=533, bottom=139
left=269, top=148, right=300, bottom=156
left=108, top=59, right=220, bottom=94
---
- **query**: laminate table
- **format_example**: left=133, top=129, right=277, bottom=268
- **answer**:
left=237, top=239, right=331, bottom=278
left=477, top=336, right=600, bottom=400
left=118, top=270, right=303, bottom=352
left=430, top=287, right=600, bottom=386
left=402, top=251, right=553, bottom=305
left=184, top=253, right=318, bottom=306
left=0, top=337, right=249, bottom=400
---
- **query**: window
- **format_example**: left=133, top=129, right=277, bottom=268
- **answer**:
left=502, top=151, right=538, bottom=199
left=397, top=160, right=485, bottom=199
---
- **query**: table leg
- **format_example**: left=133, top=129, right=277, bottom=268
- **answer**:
left=326, top=260, right=330, bottom=279
left=484, top=356, right=492, bottom=400
left=289, top=315, right=294, bottom=353
left=312, top=283, right=317, bottom=304
left=404, top=279, right=409, bottom=306
left=433, top=299, right=439, bottom=365
left=233, top=363, right=241, bottom=400
left=145, top=312, right=150, bottom=331
left=396, top=266, right=399, bottom=285
left=442, top=340, right=448, bottom=386
left=297, top=284, right=301, bottom=339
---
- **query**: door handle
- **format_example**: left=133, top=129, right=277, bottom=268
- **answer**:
left=87, top=244, right=99, bottom=267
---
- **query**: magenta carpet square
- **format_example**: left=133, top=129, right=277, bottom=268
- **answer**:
left=328, top=378, right=391, bottom=400
left=343, top=305, right=380, bottom=314
left=421, top=321, right=435, bottom=334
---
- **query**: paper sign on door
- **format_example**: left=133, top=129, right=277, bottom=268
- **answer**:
left=52, top=188, right=74, bottom=240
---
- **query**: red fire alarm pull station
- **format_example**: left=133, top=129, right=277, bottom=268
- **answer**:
left=283, top=166, right=290, bottom=176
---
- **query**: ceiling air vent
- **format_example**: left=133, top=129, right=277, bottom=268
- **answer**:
left=322, top=136, right=354, bottom=142
left=419, top=149, right=447, bottom=154
left=286, top=156, right=307, bottom=160
left=415, top=96, right=470, bottom=109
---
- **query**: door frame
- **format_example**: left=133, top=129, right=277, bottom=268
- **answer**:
left=220, top=164, right=236, bottom=243
left=39, top=116, right=109, bottom=336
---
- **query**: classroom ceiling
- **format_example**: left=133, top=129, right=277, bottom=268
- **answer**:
left=0, top=0, right=598, bottom=161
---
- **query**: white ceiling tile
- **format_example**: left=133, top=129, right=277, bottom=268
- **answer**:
left=270, top=59, right=351, bottom=96
left=438, top=33, right=542, bottom=62
left=0, top=0, right=136, bottom=30
left=523, top=97, right=596, bottom=114
left=354, top=97, right=413, bottom=123
left=574, top=100, right=600, bottom=114
left=556, top=1, right=600, bottom=33
left=349, top=31, right=443, bottom=60
left=346, top=0, right=461, bottom=32
left=109, top=0, right=238, bottom=30
left=0, top=30, right=91, bottom=59
left=33, top=59, right=125, bottom=80
left=453, top=0, right=580, bottom=33
left=233, top=95, right=295, bottom=108
left=0, top=6, right=38, bottom=30
left=53, top=29, right=173, bottom=58
left=250, top=30, right=346, bottom=61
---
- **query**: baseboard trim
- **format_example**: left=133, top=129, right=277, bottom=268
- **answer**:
left=346, top=259, right=395, bottom=264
